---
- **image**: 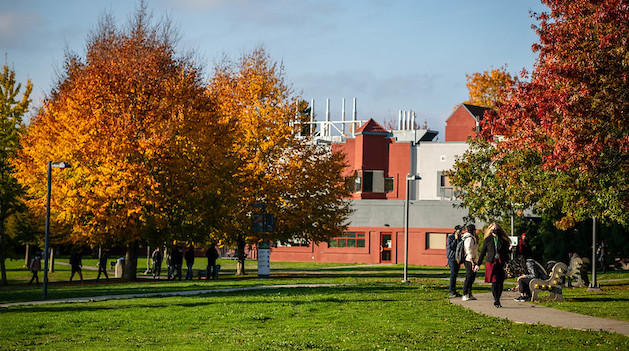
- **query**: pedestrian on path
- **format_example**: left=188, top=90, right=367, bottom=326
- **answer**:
left=152, top=247, right=163, bottom=279
left=206, top=245, right=219, bottom=280
left=478, top=223, right=511, bottom=308
left=446, top=225, right=462, bottom=298
left=28, top=252, right=42, bottom=285
left=96, top=250, right=109, bottom=281
left=461, top=224, right=479, bottom=301
left=185, top=246, right=195, bottom=280
left=69, top=249, right=84, bottom=282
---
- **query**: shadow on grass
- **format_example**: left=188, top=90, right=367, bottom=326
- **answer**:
left=4, top=284, right=410, bottom=314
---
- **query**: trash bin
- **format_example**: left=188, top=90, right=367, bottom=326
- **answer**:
left=115, top=257, right=125, bottom=278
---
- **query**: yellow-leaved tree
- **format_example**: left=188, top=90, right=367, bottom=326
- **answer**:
left=13, top=6, right=228, bottom=280
left=209, top=48, right=353, bottom=274
left=465, top=67, right=516, bottom=109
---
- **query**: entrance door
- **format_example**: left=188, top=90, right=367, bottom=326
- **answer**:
left=380, top=233, right=392, bottom=263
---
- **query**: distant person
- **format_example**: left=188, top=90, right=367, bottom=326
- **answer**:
left=597, top=239, right=607, bottom=273
left=69, top=250, right=84, bottom=282
left=461, top=224, right=479, bottom=301
left=152, top=247, right=163, bottom=279
left=166, top=249, right=174, bottom=280
left=185, top=246, right=195, bottom=280
left=173, top=246, right=183, bottom=280
left=206, top=245, right=219, bottom=280
left=514, top=258, right=548, bottom=302
left=96, top=250, right=109, bottom=281
left=478, top=223, right=511, bottom=308
left=28, top=252, right=42, bottom=285
left=516, top=233, right=533, bottom=259
left=446, top=225, right=462, bottom=298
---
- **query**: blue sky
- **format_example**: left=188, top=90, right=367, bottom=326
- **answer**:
left=1, top=0, right=547, bottom=139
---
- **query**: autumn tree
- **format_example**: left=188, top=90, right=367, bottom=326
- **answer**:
left=464, top=66, right=516, bottom=109
left=208, top=48, right=352, bottom=274
left=452, top=0, right=629, bottom=229
left=13, top=6, right=228, bottom=280
left=0, top=61, right=32, bottom=285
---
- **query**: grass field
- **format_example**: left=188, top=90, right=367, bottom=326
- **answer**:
left=1, top=258, right=628, bottom=350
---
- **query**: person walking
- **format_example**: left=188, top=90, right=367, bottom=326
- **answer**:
left=28, top=252, right=42, bottom=285
left=185, top=246, right=195, bottom=280
left=173, top=246, right=183, bottom=280
left=166, top=249, right=174, bottom=280
left=206, top=245, right=219, bottom=280
left=597, top=239, right=607, bottom=273
left=69, top=249, right=84, bottom=282
left=461, top=224, right=479, bottom=301
left=446, top=225, right=462, bottom=298
left=478, top=223, right=511, bottom=308
left=96, top=250, right=109, bottom=281
left=152, top=247, right=163, bottom=279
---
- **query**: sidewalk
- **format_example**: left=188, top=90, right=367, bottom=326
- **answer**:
left=450, top=290, right=629, bottom=336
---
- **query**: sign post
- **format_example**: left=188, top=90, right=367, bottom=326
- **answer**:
left=253, top=203, right=273, bottom=278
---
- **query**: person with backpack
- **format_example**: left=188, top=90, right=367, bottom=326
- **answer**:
left=28, top=252, right=42, bottom=285
left=478, top=223, right=511, bottom=308
left=461, top=224, right=479, bottom=301
left=446, top=225, right=462, bottom=298
left=152, top=247, right=163, bottom=279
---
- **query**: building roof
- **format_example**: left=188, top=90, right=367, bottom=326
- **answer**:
left=462, top=103, right=491, bottom=122
left=355, top=119, right=390, bottom=136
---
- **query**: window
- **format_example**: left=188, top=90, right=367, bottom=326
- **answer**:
left=328, top=232, right=366, bottom=248
left=426, top=232, right=447, bottom=249
left=437, top=171, right=455, bottom=200
left=276, top=236, right=310, bottom=247
left=384, top=177, right=394, bottom=193
left=355, top=170, right=385, bottom=193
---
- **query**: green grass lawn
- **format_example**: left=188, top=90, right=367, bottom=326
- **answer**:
left=1, top=259, right=627, bottom=350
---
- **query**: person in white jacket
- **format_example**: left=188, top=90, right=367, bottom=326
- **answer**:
left=461, top=224, right=479, bottom=301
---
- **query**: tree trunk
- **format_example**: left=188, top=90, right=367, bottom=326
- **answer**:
left=123, top=241, right=138, bottom=281
left=236, top=233, right=246, bottom=275
left=49, top=246, right=55, bottom=272
left=24, top=243, right=31, bottom=268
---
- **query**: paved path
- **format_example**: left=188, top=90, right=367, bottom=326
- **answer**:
left=450, top=290, right=629, bottom=336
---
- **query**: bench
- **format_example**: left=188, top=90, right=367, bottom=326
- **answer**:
left=197, top=265, right=221, bottom=280
left=566, top=254, right=589, bottom=287
left=529, top=262, right=568, bottom=302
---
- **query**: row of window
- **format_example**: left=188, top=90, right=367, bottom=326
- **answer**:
left=352, top=170, right=394, bottom=193
left=276, top=232, right=448, bottom=250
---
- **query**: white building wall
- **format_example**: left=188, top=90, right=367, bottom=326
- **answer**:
left=415, top=142, right=469, bottom=200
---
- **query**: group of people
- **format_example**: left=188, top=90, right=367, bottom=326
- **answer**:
left=447, top=222, right=541, bottom=308
left=151, top=245, right=220, bottom=280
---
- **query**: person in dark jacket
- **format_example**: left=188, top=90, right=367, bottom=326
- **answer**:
left=516, top=233, right=533, bottom=259
left=172, top=246, right=183, bottom=280
left=28, top=252, right=42, bottom=285
left=206, top=245, right=219, bottom=280
left=96, top=250, right=109, bottom=281
left=514, top=259, right=547, bottom=301
left=152, top=247, right=163, bottom=279
left=446, top=225, right=462, bottom=298
left=69, top=249, right=84, bottom=282
left=477, top=223, right=511, bottom=308
left=185, top=246, right=195, bottom=280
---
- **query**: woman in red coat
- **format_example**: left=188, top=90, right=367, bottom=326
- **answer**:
left=477, top=223, right=511, bottom=308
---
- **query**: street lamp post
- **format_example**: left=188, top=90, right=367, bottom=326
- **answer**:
left=403, top=174, right=421, bottom=283
left=43, top=161, right=71, bottom=299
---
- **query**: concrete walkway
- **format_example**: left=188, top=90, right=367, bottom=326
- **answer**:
left=450, top=290, right=629, bottom=336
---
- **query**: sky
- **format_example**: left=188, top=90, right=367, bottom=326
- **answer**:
left=1, top=0, right=548, bottom=140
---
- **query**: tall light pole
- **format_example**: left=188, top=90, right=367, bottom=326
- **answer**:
left=43, top=161, right=71, bottom=299
left=403, top=174, right=421, bottom=283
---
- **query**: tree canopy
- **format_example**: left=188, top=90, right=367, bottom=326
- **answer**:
left=0, top=61, right=33, bottom=285
left=464, top=67, right=516, bottom=109
left=452, top=0, right=629, bottom=229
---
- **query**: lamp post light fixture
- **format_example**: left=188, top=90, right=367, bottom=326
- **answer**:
left=403, top=174, right=421, bottom=283
left=43, top=161, right=71, bottom=299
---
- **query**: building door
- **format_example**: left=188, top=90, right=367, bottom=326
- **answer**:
left=380, top=233, right=392, bottom=263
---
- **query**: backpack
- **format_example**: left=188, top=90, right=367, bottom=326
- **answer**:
left=455, top=237, right=468, bottom=264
